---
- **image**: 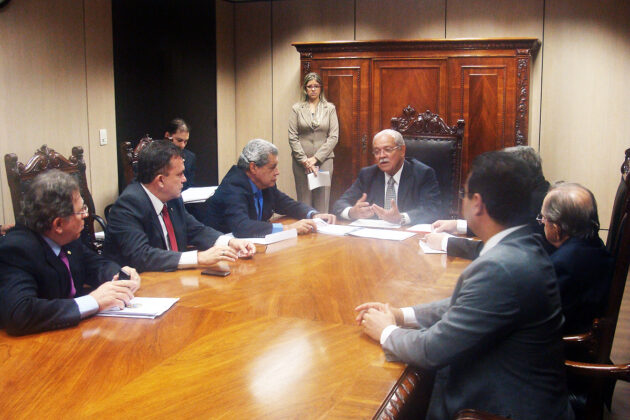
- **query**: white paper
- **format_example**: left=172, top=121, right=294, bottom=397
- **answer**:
left=407, top=224, right=433, bottom=233
left=237, top=228, right=298, bottom=245
left=181, top=186, right=218, bottom=203
left=97, top=297, right=179, bottom=319
left=349, top=218, right=401, bottom=229
left=348, top=228, right=416, bottom=241
left=418, top=239, right=447, bottom=254
left=312, top=218, right=358, bottom=236
left=94, top=231, right=105, bottom=240
left=307, top=171, right=331, bottom=190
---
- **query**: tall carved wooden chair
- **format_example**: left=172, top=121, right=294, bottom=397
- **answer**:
left=119, top=134, right=154, bottom=187
left=4, top=145, right=106, bottom=253
left=391, top=106, right=464, bottom=218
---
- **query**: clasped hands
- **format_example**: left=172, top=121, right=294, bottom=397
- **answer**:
left=197, top=238, right=257, bottom=265
left=355, top=302, right=403, bottom=341
left=90, top=266, right=141, bottom=311
left=349, top=193, right=402, bottom=224
left=423, top=219, right=459, bottom=251
left=302, top=157, right=319, bottom=176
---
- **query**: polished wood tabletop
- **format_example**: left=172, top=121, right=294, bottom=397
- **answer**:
left=0, top=230, right=469, bottom=419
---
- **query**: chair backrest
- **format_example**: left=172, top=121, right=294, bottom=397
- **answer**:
left=606, top=148, right=630, bottom=254
left=4, top=145, right=100, bottom=251
left=120, top=134, right=154, bottom=187
left=391, top=106, right=464, bottom=218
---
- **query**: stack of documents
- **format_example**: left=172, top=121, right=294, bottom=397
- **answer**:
left=314, top=218, right=416, bottom=241
left=349, top=218, right=401, bottom=229
left=97, top=297, right=179, bottom=319
left=181, top=186, right=218, bottom=203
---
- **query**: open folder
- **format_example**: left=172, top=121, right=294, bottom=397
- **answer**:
left=97, top=297, right=179, bottom=319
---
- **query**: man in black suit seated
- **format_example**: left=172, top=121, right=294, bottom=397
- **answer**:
left=355, top=151, right=573, bottom=419
left=425, top=145, right=551, bottom=258
left=165, top=117, right=196, bottom=190
left=105, top=140, right=255, bottom=272
left=0, top=170, right=140, bottom=336
left=332, top=129, right=441, bottom=225
left=540, top=182, right=613, bottom=334
left=202, top=139, right=336, bottom=238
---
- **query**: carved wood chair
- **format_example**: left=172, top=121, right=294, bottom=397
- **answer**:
left=119, top=134, right=154, bottom=187
left=391, top=106, right=464, bottom=218
left=4, top=145, right=106, bottom=253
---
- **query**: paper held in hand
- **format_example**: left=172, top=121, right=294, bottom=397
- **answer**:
left=97, top=297, right=179, bottom=319
left=307, top=171, right=331, bottom=190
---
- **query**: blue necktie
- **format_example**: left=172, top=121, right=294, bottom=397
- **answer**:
left=255, top=190, right=263, bottom=221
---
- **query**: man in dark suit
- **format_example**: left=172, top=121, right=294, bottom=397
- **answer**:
left=0, top=170, right=140, bottom=336
left=202, top=138, right=336, bottom=238
left=104, top=140, right=255, bottom=272
left=356, top=152, right=573, bottom=419
left=425, top=145, right=552, bottom=258
left=540, top=182, right=613, bottom=334
left=165, top=118, right=196, bottom=190
left=332, top=129, right=441, bottom=225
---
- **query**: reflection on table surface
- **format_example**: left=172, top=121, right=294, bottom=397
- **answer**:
left=0, top=231, right=468, bottom=419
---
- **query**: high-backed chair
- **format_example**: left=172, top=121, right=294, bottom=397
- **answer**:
left=119, top=134, right=154, bottom=187
left=4, top=145, right=106, bottom=253
left=391, top=106, right=464, bottom=218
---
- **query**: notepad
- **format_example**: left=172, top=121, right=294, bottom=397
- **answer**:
left=181, top=186, right=218, bottom=203
left=312, top=218, right=359, bottom=236
left=97, top=297, right=179, bottom=319
left=307, top=171, right=331, bottom=190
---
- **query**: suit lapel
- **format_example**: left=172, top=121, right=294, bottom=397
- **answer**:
left=42, top=239, right=71, bottom=297
left=167, top=200, right=187, bottom=250
left=298, top=103, right=314, bottom=130
left=369, top=169, right=386, bottom=207
left=397, top=161, right=412, bottom=209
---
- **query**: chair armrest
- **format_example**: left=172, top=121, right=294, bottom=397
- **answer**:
left=93, top=214, right=107, bottom=232
left=453, top=409, right=509, bottom=420
left=565, top=360, right=630, bottom=382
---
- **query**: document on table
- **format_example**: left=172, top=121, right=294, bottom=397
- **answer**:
left=407, top=224, right=433, bottom=233
left=348, top=228, right=416, bottom=241
left=418, top=239, right=446, bottom=254
left=349, top=218, right=401, bottom=229
left=97, top=297, right=179, bottom=319
left=230, top=228, right=298, bottom=245
left=307, top=171, right=331, bottom=190
left=181, top=186, right=218, bottom=203
left=313, top=218, right=359, bottom=236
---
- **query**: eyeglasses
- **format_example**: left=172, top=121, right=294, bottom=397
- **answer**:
left=306, top=84, right=321, bottom=90
left=536, top=214, right=548, bottom=225
left=169, top=136, right=189, bottom=145
left=72, top=204, right=89, bottom=216
left=458, top=188, right=472, bottom=200
left=372, top=146, right=401, bottom=157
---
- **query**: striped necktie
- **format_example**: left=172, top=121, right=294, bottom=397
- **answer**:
left=385, top=177, right=396, bottom=210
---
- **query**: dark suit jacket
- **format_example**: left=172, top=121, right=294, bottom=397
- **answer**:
left=104, top=182, right=221, bottom=272
left=383, top=227, right=572, bottom=419
left=332, top=158, right=441, bottom=224
left=551, top=236, right=613, bottom=335
left=202, top=165, right=315, bottom=238
left=0, top=225, right=120, bottom=336
left=182, top=148, right=196, bottom=190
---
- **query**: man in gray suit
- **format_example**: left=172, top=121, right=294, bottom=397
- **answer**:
left=356, top=151, right=573, bottom=419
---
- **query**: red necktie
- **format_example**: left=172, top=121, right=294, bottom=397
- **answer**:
left=58, top=250, right=76, bottom=298
left=161, top=205, right=179, bottom=252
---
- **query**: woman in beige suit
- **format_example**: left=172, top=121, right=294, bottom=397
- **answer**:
left=288, top=72, right=339, bottom=213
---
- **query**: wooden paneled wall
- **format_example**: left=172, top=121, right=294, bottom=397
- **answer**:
left=0, top=0, right=117, bottom=226
left=216, top=0, right=630, bottom=234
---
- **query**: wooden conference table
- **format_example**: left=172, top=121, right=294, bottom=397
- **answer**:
left=0, top=229, right=469, bottom=419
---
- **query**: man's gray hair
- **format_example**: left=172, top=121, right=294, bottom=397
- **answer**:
left=21, top=170, right=79, bottom=234
left=543, top=182, right=600, bottom=240
left=374, top=129, right=405, bottom=147
left=237, top=139, right=279, bottom=170
left=503, top=145, right=543, bottom=178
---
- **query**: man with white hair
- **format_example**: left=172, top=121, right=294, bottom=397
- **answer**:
left=202, top=139, right=336, bottom=237
left=332, top=129, right=441, bottom=225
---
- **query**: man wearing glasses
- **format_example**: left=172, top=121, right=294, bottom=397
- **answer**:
left=0, top=170, right=141, bottom=336
left=332, top=129, right=441, bottom=225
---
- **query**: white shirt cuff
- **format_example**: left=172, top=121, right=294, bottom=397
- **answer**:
left=341, top=207, right=352, bottom=220
left=401, top=306, right=420, bottom=327
left=456, top=219, right=468, bottom=234
left=215, top=234, right=231, bottom=247
left=380, top=325, right=399, bottom=345
left=178, top=250, right=199, bottom=268
left=76, top=295, right=99, bottom=318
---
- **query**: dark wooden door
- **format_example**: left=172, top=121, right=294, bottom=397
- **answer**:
left=308, top=59, right=370, bottom=206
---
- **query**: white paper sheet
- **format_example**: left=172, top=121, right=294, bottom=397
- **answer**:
left=312, top=218, right=358, bottom=236
left=348, top=228, right=416, bottom=241
left=418, top=239, right=447, bottom=254
left=97, top=297, right=179, bottom=319
left=407, top=224, right=433, bottom=233
left=239, top=228, right=298, bottom=245
left=181, top=186, right=218, bottom=203
left=349, top=219, right=401, bottom=229
left=307, top=171, right=331, bottom=190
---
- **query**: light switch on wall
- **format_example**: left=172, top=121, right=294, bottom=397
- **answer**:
left=99, top=129, right=107, bottom=146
